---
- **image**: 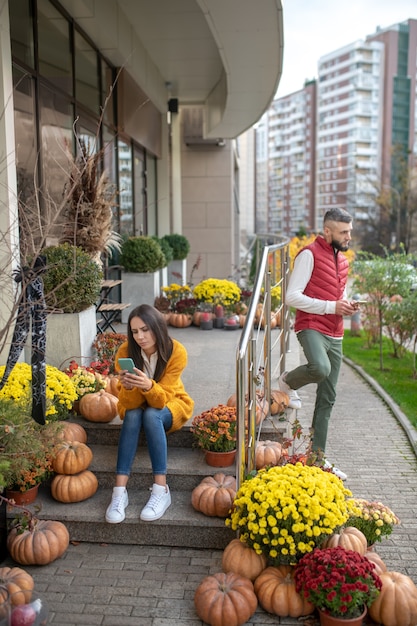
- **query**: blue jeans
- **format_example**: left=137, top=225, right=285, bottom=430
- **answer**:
left=116, top=406, right=173, bottom=476
left=285, top=329, right=343, bottom=453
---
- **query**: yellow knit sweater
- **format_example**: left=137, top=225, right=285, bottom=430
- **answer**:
left=114, top=339, right=194, bottom=433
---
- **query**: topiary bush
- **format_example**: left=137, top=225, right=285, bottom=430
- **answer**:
left=161, top=233, right=190, bottom=261
left=41, top=243, right=103, bottom=313
left=119, top=236, right=166, bottom=273
left=152, top=236, right=173, bottom=266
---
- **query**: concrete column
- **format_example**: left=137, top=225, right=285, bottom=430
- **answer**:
left=170, top=111, right=182, bottom=234
left=0, top=2, right=20, bottom=362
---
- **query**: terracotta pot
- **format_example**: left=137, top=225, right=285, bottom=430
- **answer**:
left=318, top=607, right=367, bottom=626
left=6, top=484, right=39, bottom=505
left=205, top=449, right=236, bottom=467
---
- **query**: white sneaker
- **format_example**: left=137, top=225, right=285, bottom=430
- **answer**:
left=105, top=486, right=128, bottom=523
left=140, top=484, right=171, bottom=521
left=323, top=459, right=347, bottom=481
left=278, top=372, right=302, bottom=410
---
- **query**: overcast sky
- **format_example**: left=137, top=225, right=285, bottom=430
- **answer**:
left=277, top=0, right=417, bottom=98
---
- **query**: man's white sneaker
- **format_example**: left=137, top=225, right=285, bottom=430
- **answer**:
left=278, top=372, right=302, bottom=410
left=140, top=484, right=171, bottom=521
left=323, top=459, right=347, bottom=481
left=105, top=486, right=128, bottom=523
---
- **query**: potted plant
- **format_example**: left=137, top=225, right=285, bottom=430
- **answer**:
left=119, top=236, right=166, bottom=320
left=226, top=464, right=353, bottom=566
left=0, top=398, right=63, bottom=504
left=346, top=498, right=400, bottom=549
left=63, top=360, right=107, bottom=414
left=40, top=242, right=103, bottom=368
left=190, top=404, right=237, bottom=466
left=162, top=233, right=190, bottom=285
left=193, top=279, right=241, bottom=324
left=294, top=546, right=382, bottom=625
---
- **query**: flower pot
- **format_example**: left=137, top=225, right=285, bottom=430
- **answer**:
left=205, top=450, right=236, bottom=467
left=213, top=317, right=224, bottom=329
left=318, top=607, right=367, bottom=626
left=200, top=320, right=213, bottom=330
left=6, top=484, right=39, bottom=505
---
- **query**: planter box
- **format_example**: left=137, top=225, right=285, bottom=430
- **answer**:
left=167, top=259, right=187, bottom=286
left=121, top=271, right=160, bottom=323
left=45, top=305, right=96, bottom=369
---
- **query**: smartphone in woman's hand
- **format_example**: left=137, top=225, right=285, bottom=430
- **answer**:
left=118, top=358, right=135, bottom=373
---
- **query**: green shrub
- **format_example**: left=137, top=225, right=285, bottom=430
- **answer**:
left=42, top=243, right=103, bottom=313
left=152, top=236, right=173, bottom=265
left=119, top=236, right=166, bottom=273
left=161, top=233, right=190, bottom=261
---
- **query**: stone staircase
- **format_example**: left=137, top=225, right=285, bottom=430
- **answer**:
left=31, top=414, right=288, bottom=551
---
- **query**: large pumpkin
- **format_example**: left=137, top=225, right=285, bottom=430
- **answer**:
left=79, top=390, right=118, bottom=422
left=270, top=390, right=289, bottom=415
left=254, top=565, right=315, bottom=618
left=52, top=441, right=93, bottom=475
left=0, top=566, right=34, bottom=605
left=169, top=313, right=193, bottom=328
left=322, top=526, right=367, bottom=555
left=59, top=421, right=88, bottom=443
left=105, top=375, right=120, bottom=398
left=194, top=571, right=258, bottom=626
left=365, top=550, right=387, bottom=576
left=7, top=520, right=70, bottom=566
left=51, top=469, right=98, bottom=502
left=255, top=440, right=283, bottom=469
left=191, top=473, right=236, bottom=518
left=368, top=571, right=417, bottom=626
left=222, top=538, right=267, bottom=581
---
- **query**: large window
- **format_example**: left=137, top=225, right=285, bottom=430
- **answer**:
left=9, top=0, right=34, bottom=68
left=118, top=139, right=133, bottom=235
left=74, top=31, right=99, bottom=113
left=37, top=0, right=72, bottom=95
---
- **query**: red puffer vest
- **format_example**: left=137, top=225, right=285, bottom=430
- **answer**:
left=294, top=236, right=349, bottom=338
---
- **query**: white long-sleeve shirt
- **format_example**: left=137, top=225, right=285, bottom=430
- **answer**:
left=286, top=249, right=347, bottom=315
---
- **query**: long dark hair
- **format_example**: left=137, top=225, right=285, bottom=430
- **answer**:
left=127, top=304, right=173, bottom=381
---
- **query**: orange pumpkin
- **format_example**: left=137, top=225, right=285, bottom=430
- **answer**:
left=191, top=473, right=236, bottom=518
left=255, top=440, right=282, bottom=469
left=227, top=391, right=269, bottom=425
left=365, top=550, right=387, bottom=576
left=7, top=520, right=70, bottom=565
left=368, top=571, right=417, bottom=626
left=0, top=566, right=34, bottom=605
left=79, top=390, right=118, bottom=422
left=255, top=565, right=315, bottom=618
left=105, top=375, right=120, bottom=398
left=270, top=390, right=289, bottom=415
left=52, top=441, right=93, bottom=475
left=322, top=526, right=367, bottom=555
left=222, top=538, right=267, bottom=581
left=194, top=572, right=258, bottom=626
left=51, top=469, right=98, bottom=503
left=59, top=421, right=88, bottom=443
left=169, top=313, right=193, bottom=327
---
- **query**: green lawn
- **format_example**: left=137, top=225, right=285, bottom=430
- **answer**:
left=343, top=331, right=417, bottom=429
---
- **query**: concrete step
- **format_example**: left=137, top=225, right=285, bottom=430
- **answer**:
left=31, top=483, right=235, bottom=550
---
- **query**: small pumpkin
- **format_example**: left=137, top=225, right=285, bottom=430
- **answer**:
left=368, top=571, right=417, bottom=626
left=59, top=421, right=88, bottom=443
left=191, top=473, right=236, bottom=518
left=322, top=526, right=367, bottom=555
left=254, top=565, right=315, bottom=618
left=269, top=390, right=289, bottom=415
left=79, top=389, right=118, bottom=422
left=169, top=313, right=193, bottom=328
left=52, top=441, right=93, bottom=475
left=222, top=538, right=267, bottom=581
left=227, top=391, right=269, bottom=425
left=255, top=440, right=283, bottom=469
left=51, top=469, right=98, bottom=502
left=194, top=571, right=258, bottom=626
left=0, top=566, right=34, bottom=605
left=7, top=520, right=70, bottom=566
left=105, top=375, right=120, bottom=398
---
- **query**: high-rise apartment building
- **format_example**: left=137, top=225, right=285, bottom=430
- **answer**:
left=258, top=18, right=417, bottom=247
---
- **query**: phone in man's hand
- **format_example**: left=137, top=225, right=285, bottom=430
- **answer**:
left=118, top=358, right=135, bottom=373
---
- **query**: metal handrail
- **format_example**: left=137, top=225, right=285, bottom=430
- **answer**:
left=235, top=236, right=291, bottom=489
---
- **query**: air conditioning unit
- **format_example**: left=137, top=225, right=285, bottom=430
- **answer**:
left=183, top=107, right=225, bottom=147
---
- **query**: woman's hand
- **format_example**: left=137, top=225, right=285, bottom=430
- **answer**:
left=120, top=368, right=152, bottom=392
